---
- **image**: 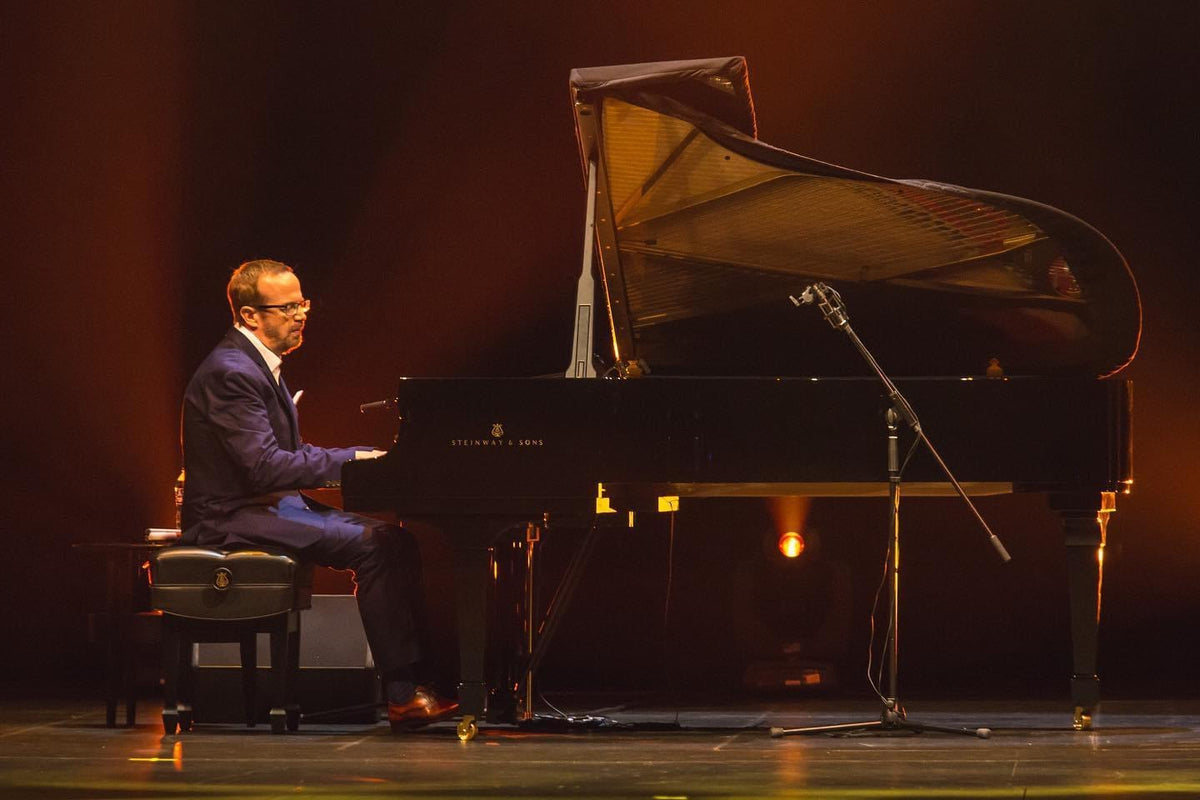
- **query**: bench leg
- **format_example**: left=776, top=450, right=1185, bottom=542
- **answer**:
left=286, top=612, right=301, bottom=731
left=160, top=623, right=189, bottom=735
left=268, top=616, right=293, bottom=734
left=240, top=634, right=257, bottom=727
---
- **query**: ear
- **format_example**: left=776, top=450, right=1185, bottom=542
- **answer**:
left=238, top=305, right=259, bottom=329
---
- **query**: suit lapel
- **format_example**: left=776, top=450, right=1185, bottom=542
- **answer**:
left=225, top=328, right=300, bottom=449
left=278, top=374, right=301, bottom=448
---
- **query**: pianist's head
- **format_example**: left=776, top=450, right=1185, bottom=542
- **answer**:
left=228, top=259, right=310, bottom=357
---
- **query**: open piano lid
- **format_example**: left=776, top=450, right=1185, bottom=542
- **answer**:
left=570, top=57, right=1141, bottom=378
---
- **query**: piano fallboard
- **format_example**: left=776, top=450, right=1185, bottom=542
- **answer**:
left=341, top=376, right=1131, bottom=515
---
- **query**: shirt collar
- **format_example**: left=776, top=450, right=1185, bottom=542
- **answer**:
left=235, top=325, right=283, bottom=383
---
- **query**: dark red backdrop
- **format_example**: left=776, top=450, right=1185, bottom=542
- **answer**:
left=1, top=1, right=1196, bottom=698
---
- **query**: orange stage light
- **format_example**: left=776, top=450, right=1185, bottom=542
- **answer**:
left=778, top=530, right=806, bottom=559
left=769, top=496, right=813, bottom=559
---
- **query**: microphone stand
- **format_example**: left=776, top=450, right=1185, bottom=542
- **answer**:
left=770, top=283, right=1009, bottom=739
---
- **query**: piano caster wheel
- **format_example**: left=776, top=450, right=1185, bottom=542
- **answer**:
left=457, top=717, right=478, bottom=742
left=162, top=709, right=179, bottom=736
left=1073, top=707, right=1093, bottom=731
left=270, top=709, right=287, bottom=734
left=178, top=707, right=193, bottom=733
left=286, top=706, right=300, bottom=732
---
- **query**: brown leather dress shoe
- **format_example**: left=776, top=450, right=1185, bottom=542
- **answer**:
left=387, top=687, right=460, bottom=731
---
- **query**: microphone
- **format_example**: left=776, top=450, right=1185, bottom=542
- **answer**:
left=790, top=283, right=848, bottom=329
left=359, top=397, right=398, bottom=414
left=788, top=286, right=816, bottom=307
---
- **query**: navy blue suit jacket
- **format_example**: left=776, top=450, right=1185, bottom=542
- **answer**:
left=180, top=328, right=364, bottom=548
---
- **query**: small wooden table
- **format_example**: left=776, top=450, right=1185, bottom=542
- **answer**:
left=73, top=541, right=171, bottom=727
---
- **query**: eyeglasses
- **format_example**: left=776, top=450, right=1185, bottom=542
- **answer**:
left=254, top=299, right=312, bottom=318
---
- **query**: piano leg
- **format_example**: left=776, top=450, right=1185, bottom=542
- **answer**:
left=448, top=537, right=489, bottom=741
left=443, top=517, right=524, bottom=742
left=1052, top=490, right=1116, bottom=731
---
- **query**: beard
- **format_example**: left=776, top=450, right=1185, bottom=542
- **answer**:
left=281, top=330, right=304, bottom=355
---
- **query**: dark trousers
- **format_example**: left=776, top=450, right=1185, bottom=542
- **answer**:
left=201, top=494, right=424, bottom=674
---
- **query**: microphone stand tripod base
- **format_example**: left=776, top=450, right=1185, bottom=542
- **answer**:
left=769, top=702, right=991, bottom=739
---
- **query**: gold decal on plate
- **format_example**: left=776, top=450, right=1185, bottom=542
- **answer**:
left=448, top=424, right=545, bottom=447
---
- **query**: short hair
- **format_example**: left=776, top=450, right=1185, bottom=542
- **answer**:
left=227, top=259, right=293, bottom=325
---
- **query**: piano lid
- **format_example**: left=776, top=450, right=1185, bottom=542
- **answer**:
left=569, top=57, right=1141, bottom=378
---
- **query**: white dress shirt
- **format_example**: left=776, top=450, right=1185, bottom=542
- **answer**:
left=235, top=324, right=282, bottom=384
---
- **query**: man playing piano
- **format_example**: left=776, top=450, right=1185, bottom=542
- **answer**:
left=178, top=258, right=457, bottom=730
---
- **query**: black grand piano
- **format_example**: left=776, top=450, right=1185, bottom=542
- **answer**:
left=335, top=58, right=1139, bottom=739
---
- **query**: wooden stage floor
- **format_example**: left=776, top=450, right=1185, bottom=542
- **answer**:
left=2, top=693, right=1198, bottom=798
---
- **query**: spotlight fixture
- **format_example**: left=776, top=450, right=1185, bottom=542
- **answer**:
left=777, top=530, right=806, bottom=559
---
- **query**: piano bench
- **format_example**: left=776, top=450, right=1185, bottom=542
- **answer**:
left=149, top=547, right=313, bottom=734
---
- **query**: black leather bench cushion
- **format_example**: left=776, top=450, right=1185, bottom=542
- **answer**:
left=151, top=548, right=313, bottom=620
